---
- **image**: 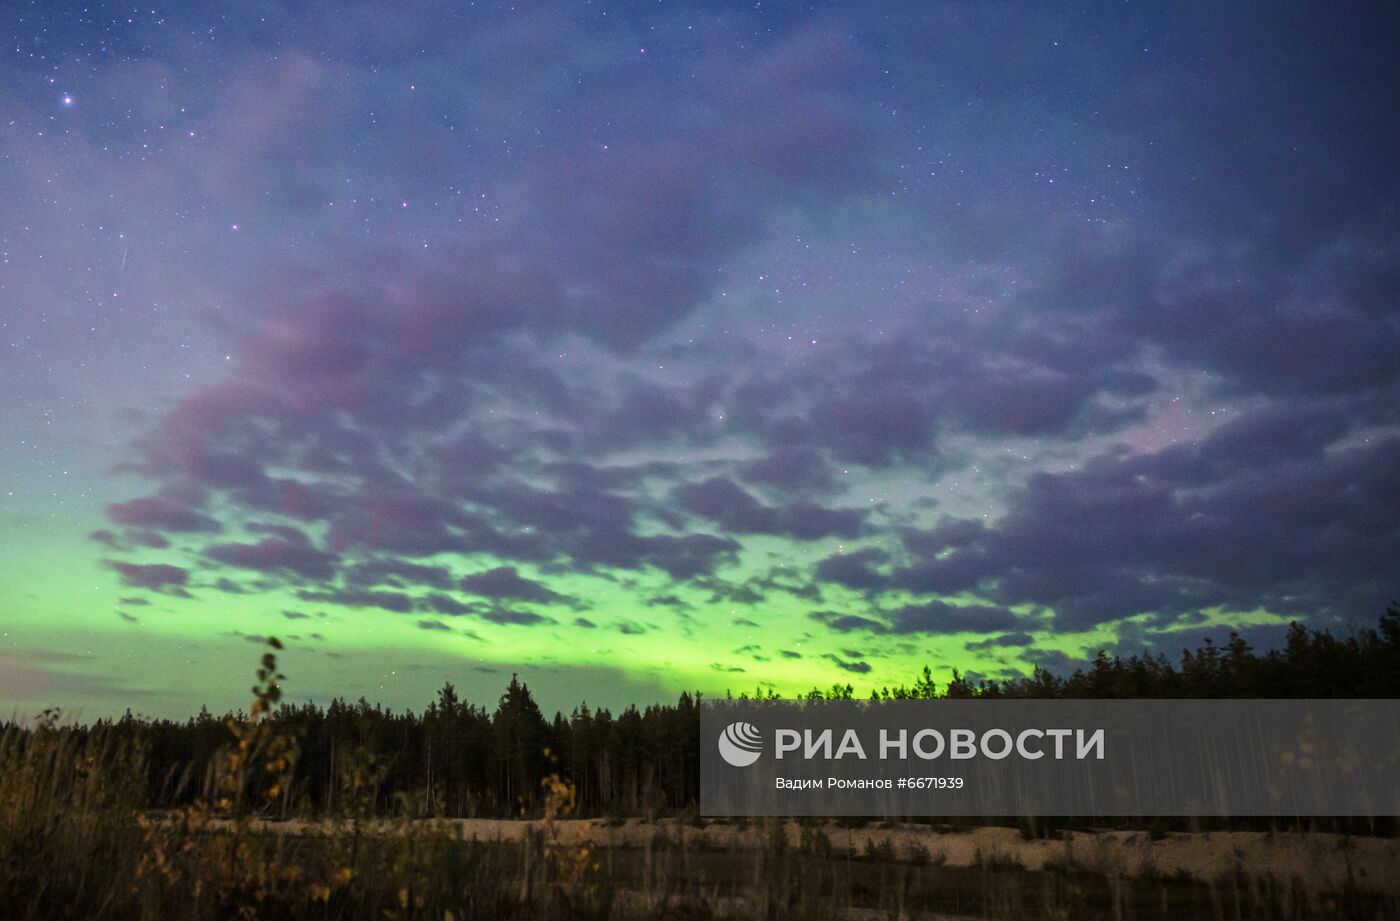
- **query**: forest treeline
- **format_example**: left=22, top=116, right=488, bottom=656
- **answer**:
left=7, top=607, right=1399, bottom=820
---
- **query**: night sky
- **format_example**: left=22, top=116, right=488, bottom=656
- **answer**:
left=3, top=2, right=1398, bottom=718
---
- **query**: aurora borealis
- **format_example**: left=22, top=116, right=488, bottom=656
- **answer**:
left=3, top=2, right=1398, bottom=719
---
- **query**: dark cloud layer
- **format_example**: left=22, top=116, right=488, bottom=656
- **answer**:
left=46, top=0, right=1396, bottom=683
left=675, top=477, right=864, bottom=541
left=460, top=566, right=567, bottom=605
left=109, top=562, right=190, bottom=594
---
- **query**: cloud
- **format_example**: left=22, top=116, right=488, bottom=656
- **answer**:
left=92, top=21, right=882, bottom=626
left=674, top=477, right=864, bottom=540
left=478, top=607, right=553, bottom=627
left=966, top=631, right=1035, bottom=651
left=106, top=494, right=220, bottom=533
left=886, top=601, right=1023, bottom=635
left=809, top=610, right=887, bottom=634
left=109, top=561, right=189, bottom=592
left=90, top=529, right=170, bottom=550
left=296, top=587, right=414, bottom=613
left=815, top=548, right=890, bottom=591
left=344, top=559, right=456, bottom=590
left=645, top=594, right=693, bottom=612
left=422, top=594, right=473, bottom=616
left=810, top=603, right=1024, bottom=637
left=77, top=1, right=1400, bottom=684
left=206, top=533, right=338, bottom=581
left=737, top=446, right=841, bottom=494
left=823, top=653, right=872, bottom=674
left=460, top=566, right=566, bottom=604
left=890, top=415, right=1400, bottom=629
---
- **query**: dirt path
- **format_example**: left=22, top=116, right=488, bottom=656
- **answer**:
left=243, top=816, right=1400, bottom=895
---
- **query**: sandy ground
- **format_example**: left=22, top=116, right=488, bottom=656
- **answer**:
left=240, top=816, right=1400, bottom=895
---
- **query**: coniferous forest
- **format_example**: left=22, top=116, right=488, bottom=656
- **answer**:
left=11, top=607, right=1397, bottom=821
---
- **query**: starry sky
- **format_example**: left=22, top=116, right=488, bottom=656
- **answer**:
left=3, top=1, right=1399, bottom=719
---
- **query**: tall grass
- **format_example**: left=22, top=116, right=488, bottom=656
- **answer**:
left=2, top=639, right=1397, bottom=920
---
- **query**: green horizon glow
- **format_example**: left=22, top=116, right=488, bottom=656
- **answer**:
left=0, top=497, right=1292, bottom=722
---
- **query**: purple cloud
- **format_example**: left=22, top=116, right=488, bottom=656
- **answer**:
left=206, top=534, right=338, bottom=581
left=109, top=561, right=190, bottom=592
left=460, top=566, right=565, bottom=604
